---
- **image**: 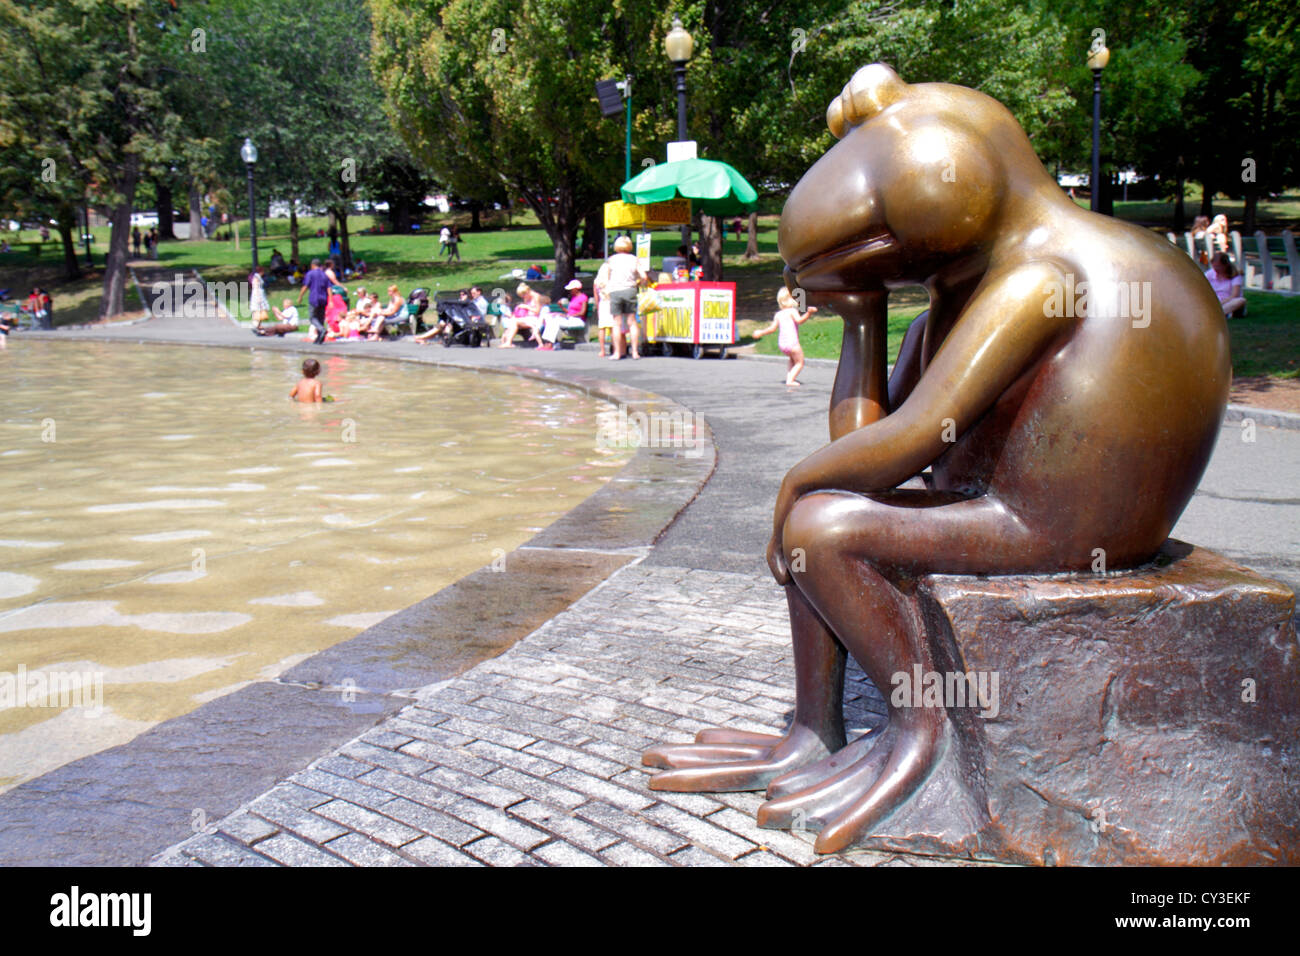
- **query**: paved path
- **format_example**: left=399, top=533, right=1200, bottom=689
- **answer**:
left=7, top=273, right=1298, bottom=866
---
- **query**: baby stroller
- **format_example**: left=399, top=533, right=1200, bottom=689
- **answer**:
left=400, top=288, right=430, bottom=336
left=434, top=298, right=493, bottom=347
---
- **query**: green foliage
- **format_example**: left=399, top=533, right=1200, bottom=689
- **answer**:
left=369, top=0, right=646, bottom=289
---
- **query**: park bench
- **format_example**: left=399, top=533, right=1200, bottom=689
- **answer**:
left=1244, top=230, right=1294, bottom=293
left=1166, top=228, right=1295, bottom=293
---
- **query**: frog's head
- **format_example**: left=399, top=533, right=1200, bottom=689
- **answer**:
left=780, top=64, right=1021, bottom=292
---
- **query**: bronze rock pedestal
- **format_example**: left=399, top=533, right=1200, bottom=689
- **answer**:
left=852, top=543, right=1298, bottom=865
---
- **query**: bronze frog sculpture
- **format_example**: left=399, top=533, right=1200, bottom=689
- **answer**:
left=644, top=64, right=1230, bottom=854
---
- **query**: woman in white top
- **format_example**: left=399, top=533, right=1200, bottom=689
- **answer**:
left=604, top=235, right=646, bottom=360
left=593, top=261, right=614, bottom=356
left=249, top=266, right=270, bottom=325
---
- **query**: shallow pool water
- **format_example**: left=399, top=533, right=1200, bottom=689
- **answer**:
left=0, top=342, right=629, bottom=790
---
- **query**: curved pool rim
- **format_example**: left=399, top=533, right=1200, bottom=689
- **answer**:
left=0, top=335, right=715, bottom=866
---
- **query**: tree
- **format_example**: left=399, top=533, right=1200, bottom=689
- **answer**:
left=371, top=0, right=648, bottom=295
left=0, top=0, right=187, bottom=305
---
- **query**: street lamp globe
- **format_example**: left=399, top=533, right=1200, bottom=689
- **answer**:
left=1086, top=44, right=1110, bottom=71
left=665, top=17, right=693, bottom=63
left=240, top=137, right=258, bottom=165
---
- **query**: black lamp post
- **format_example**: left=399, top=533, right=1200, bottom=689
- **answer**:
left=665, top=17, right=694, bottom=245
left=240, top=137, right=259, bottom=269
left=1088, top=42, right=1109, bottom=214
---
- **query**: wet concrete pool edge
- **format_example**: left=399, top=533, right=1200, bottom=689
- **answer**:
left=0, top=338, right=715, bottom=866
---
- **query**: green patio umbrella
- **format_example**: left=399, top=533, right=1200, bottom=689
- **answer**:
left=620, top=158, right=758, bottom=217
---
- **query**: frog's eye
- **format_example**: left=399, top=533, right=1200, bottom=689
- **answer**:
left=828, top=64, right=909, bottom=139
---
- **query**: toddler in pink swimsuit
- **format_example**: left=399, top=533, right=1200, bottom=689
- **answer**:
left=753, top=287, right=817, bottom=386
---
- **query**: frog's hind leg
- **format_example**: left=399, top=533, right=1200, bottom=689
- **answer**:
left=770, top=489, right=1053, bottom=852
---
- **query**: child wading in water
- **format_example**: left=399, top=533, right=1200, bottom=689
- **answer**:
left=290, top=358, right=323, bottom=402
left=753, top=287, right=817, bottom=386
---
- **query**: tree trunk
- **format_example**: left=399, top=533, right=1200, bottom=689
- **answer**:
left=188, top=182, right=202, bottom=240
left=578, top=206, right=603, bottom=259
left=56, top=204, right=81, bottom=280
left=745, top=211, right=760, bottom=260
left=1243, top=191, right=1258, bottom=235
left=1173, top=173, right=1186, bottom=232
left=551, top=226, right=577, bottom=299
left=99, top=158, right=139, bottom=319
left=156, top=181, right=175, bottom=240
left=1099, top=169, right=1114, bottom=217
left=338, top=209, right=352, bottom=271
left=1199, top=182, right=1214, bottom=219
left=289, top=204, right=300, bottom=263
left=470, top=200, right=481, bottom=231
left=700, top=215, right=723, bottom=280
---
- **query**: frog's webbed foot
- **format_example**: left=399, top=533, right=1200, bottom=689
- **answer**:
left=642, top=724, right=834, bottom=793
left=757, top=709, right=945, bottom=853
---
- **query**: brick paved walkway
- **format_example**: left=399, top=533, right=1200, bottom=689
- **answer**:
left=150, top=563, right=976, bottom=867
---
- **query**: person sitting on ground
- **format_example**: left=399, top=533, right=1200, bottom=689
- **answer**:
left=288, top=258, right=303, bottom=284
left=368, top=284, right=404, bottom=339
left=256, top=298, right=302, bottom=336
left=290, top=358, right=323, bottom=403
left=500, top=282, right=546, bottom=348
left=1205, top=251, right=1246, bottom=318
left=525, top=263, right=548, bottom=281
left=269, top=249, right=289, bottom=278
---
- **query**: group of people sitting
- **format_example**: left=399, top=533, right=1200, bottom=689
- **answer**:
left=496, top=280, right=587, bottom=350
left=0, top=285, right=53, bottom=347
left=246, top=249, right=617, bottom=349
left=263, top=249, right=368, bottom=286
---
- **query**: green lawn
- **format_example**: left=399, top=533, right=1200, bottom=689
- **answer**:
left=1228, top=292, right=1300, bottom=379
left=1079, top=193, right=1300, bottom=230
left=5, top=211, right=1295, bottom=379
left=755, top=288, right=1299, bottom=380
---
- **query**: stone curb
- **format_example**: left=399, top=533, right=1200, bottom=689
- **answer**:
left=1223, top=403, right=1300, bottom=431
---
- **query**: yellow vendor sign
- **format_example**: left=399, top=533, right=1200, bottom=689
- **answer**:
left=603, top=198, right=691, bottom=230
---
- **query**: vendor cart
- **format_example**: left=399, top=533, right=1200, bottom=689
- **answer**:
left=644, top=281, right=737, bottom=359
